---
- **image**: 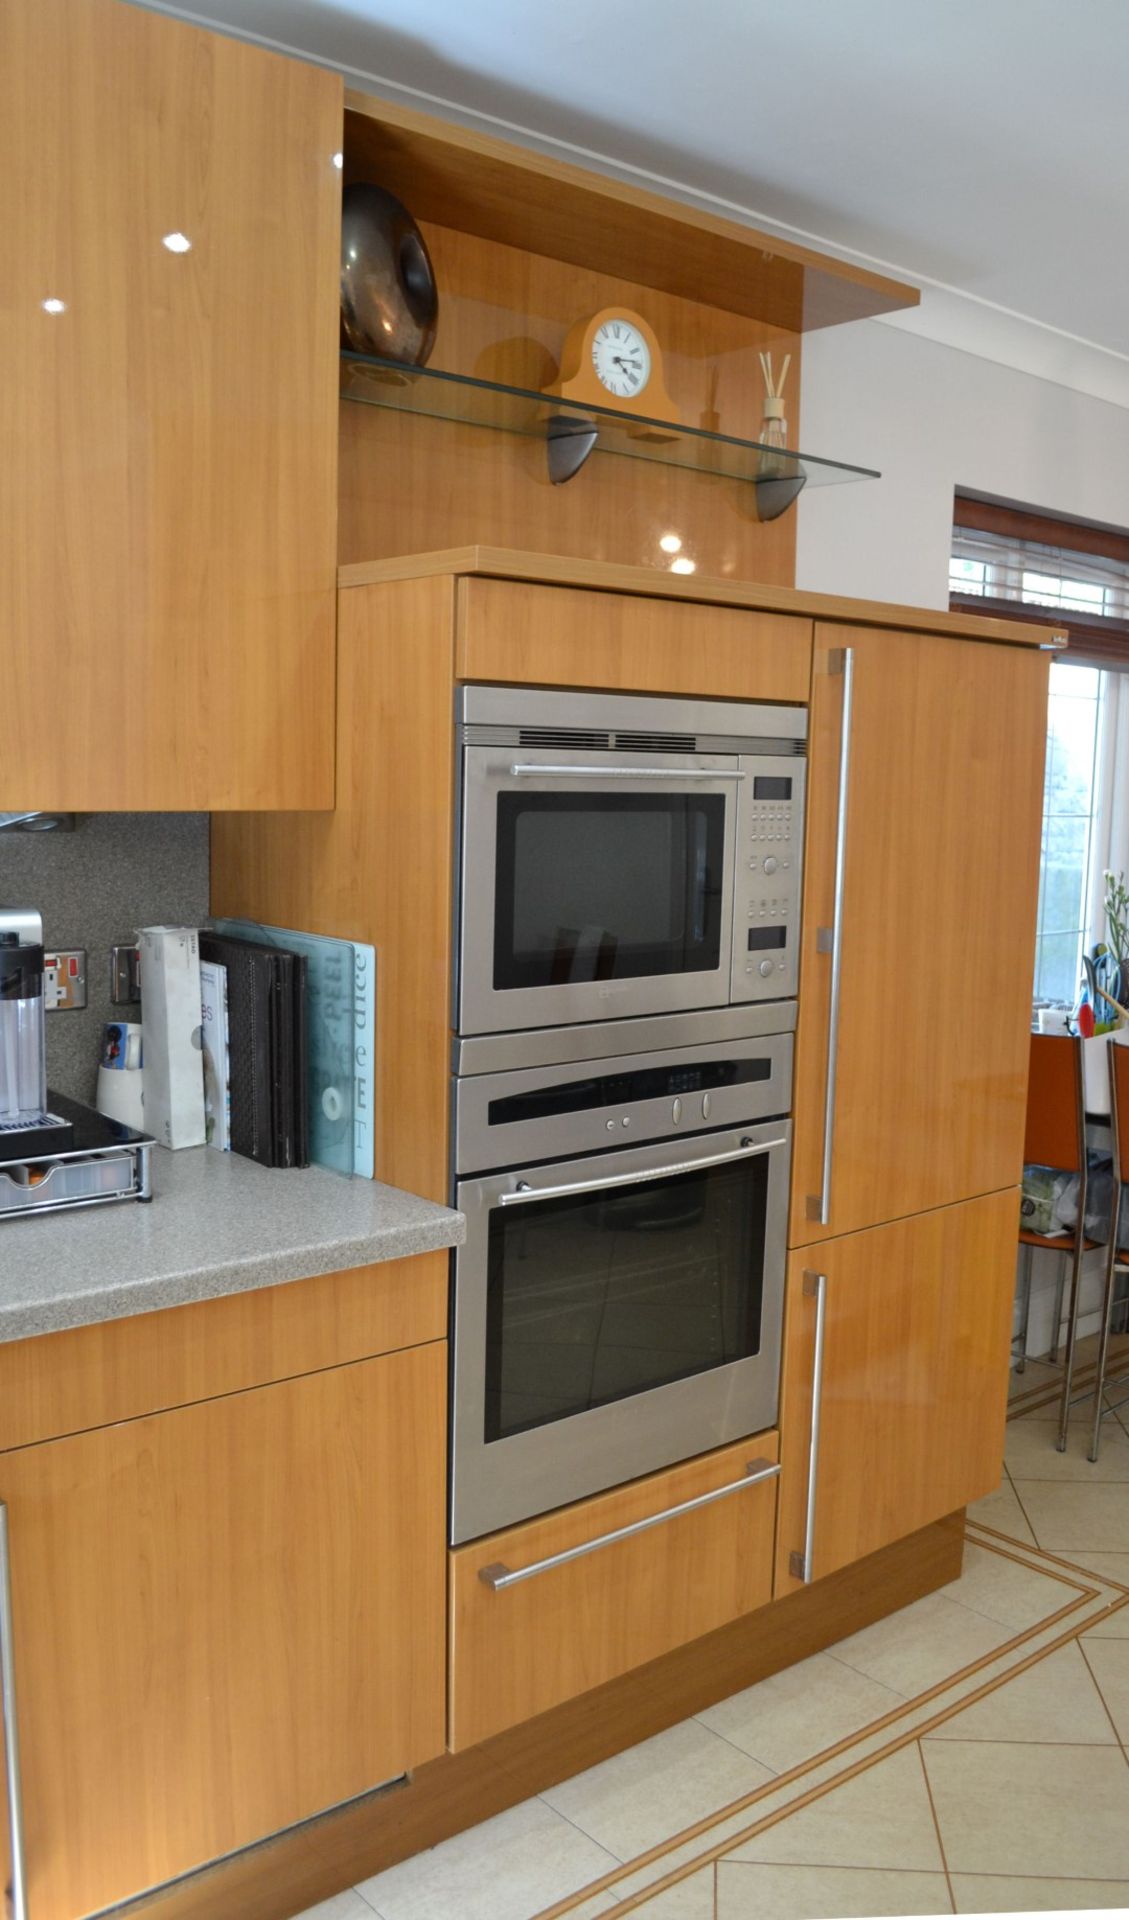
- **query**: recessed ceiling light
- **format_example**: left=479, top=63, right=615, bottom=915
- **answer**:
left=41, top=297, right=66, bottom=314
left=162, top=231, right=192, bottom=254
left=659, top=533, right=682, bottom=554
left=670, top=557, right=696, bottom=575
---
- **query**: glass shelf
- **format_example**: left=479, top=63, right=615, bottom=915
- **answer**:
left=340, top=351, right=878, bottom=506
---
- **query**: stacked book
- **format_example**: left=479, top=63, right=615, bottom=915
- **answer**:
left=199, top=931, right=309, bottom=1169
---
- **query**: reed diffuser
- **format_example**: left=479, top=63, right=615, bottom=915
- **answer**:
left=758, top=351, right=792, bottom=474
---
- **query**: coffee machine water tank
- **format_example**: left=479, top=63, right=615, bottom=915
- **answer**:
left=0, top=934, right=48, bottom=1128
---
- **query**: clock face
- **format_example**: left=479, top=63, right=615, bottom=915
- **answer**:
left=591, top=319, right=651, bottom=400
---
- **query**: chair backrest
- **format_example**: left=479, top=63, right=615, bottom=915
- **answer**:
left=1109, top=1041, right=1129, bottom=1184
left=1024, top=1032, right=1085, bottom=1172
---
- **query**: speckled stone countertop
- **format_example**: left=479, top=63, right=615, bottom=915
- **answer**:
left=0, top=1147, right=465, bottom=1342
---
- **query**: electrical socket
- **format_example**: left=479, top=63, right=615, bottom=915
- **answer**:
left=44, top=949, right=87, bottom=1012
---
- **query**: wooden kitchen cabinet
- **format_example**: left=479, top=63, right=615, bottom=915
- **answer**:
left=789, top=621, right=1048, bottom=1247
left=774, top=1189, right=1017, bottom=1593
left=448, top=1432, right=779, bottom=1750
left=0, top=0, right=341, bottom=810
left=0, top=1344, right=447, bottom=1920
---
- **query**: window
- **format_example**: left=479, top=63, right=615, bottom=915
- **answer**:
left=950, top=501, right=1129, bottom=1008
left=1036, top=664, right=1103, bottom=1003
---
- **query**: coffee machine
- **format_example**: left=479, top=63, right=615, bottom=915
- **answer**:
left=0, top=907, right=153, bottom=1218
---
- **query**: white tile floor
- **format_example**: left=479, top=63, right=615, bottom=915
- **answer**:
left=291, top=1358, right=1129, bottom=1920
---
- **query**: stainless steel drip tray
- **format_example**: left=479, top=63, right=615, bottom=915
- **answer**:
left=453, top=1009, right=794, bottom=1178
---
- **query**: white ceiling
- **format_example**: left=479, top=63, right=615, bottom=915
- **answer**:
left=151, top=0, right=1129, bottom=399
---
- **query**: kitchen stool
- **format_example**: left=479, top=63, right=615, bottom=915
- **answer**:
left=1089, top=1040, right=1129, bottom=1460
left=1018, top=1033, right=1099, bottom=1451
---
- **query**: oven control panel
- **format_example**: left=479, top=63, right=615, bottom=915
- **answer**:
left=732, top=761, right=804, bottom=1003
left=453, top=1029, right=795, bottom=1175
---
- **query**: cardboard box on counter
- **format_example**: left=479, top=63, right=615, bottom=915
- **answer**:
left=139, top=927, right=206, bottom=1149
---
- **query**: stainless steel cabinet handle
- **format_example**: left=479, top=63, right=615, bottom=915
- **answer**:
left=0, top=1503, right=27, bottom=1920
left=790, top=1271, right=828, bottom=1584
left=478, top=1458, right=781, bottom=1590
left=806, top=646, right=854, bottom=1225
left=509, top=765, right=746, bottom=781
left=497, top=1136, right=787, bottom=1207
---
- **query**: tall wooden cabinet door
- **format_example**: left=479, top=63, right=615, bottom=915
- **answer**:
left=790, top=623, right=1047, bottom=1247
left=0, top=1346, right=447, bottom=1920
left=0, top=0, right=341, bottom=811
left=774, top=1190, right=1017, bottom=1593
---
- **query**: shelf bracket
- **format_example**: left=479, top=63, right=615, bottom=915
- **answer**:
left=754, top=471, right=808, bottom=522
left=546, top=414, right=599, bottom=485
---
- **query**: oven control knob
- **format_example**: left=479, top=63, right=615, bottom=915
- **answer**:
left=758, top=959, right=774, bottom=977
left=763, top=856, right=778, bottom=875
left=606, top=1119, right=617, bottom=1132
left=621, top=1116, right=631, bottom=1128
left=672, top=1097, right=682, bottom=1125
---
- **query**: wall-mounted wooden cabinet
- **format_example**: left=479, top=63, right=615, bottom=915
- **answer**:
left=0, top=0, right=341, bottom=811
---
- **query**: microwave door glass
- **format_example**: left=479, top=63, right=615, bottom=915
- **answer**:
left=482, top=1154, right=768, bottom=1445
left=492, top=792, right=725, bottom=991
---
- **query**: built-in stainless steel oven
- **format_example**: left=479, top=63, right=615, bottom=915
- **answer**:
left=455, top=687, right=806, bottom=1037
left=449, top=1007, right=793, bottom=1543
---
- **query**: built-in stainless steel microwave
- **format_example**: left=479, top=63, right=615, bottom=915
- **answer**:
left=455, top=687, right=807, bottom=1037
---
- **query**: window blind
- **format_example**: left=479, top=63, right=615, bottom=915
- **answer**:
left=950, top=497, right=1129, bottom=668
left=951, top=526, right=1129, bottom=621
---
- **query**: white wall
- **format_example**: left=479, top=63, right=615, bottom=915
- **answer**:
left=795, top=317, right=1129, bottom=607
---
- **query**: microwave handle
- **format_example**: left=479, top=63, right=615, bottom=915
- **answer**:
left=509, top=765, right=746, bottom=780
left=806, top=646, right=854, bottom=1227
left=498, top=1135, right=787, bottom=1207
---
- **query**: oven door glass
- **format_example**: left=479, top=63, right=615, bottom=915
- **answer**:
left=458, top=753, right=741, bottom=1035
left=451, top=1121, right=789, bottom=1543
left=485, top=1154, right=765, bottom=1442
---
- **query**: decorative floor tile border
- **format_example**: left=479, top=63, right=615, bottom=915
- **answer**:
left=1006, top=1351, right=1129, bottom=1422
left=533, top=1526, right=1129, bottom=1919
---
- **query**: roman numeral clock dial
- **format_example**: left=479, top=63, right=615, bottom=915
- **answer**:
left=591, top=319, right=651, bottom=398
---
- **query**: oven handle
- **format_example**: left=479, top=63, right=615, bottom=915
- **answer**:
left=497, top=1136, right=787, bottom=1207
left=509, top=765, right=746, bottom=781
left=478, top=1458, right=782, bottom=1591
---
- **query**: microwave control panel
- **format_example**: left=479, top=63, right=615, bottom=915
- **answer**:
left=732, top=760, right=805, bottom=1002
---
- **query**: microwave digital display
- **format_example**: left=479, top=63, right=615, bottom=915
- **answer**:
left=753, top=776, right=792, bottom=800
left=747, top=926, right=787, bottom=951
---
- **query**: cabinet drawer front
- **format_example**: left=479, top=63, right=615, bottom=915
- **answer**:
left=449, top=1433, right=779, bottom=1750
left=0, top=1254, right=448, bottom=1453
left=0, top=1345, right=447, bottom=1920
left=456, top=577, right=812, bottom=703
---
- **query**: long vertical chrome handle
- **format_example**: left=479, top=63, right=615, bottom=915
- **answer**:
left=790, top=1271, right=828, bottom=1584
left=0, top=1503, right=27, bottom=1920
left=807, top=647, right=854, bottom=1225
